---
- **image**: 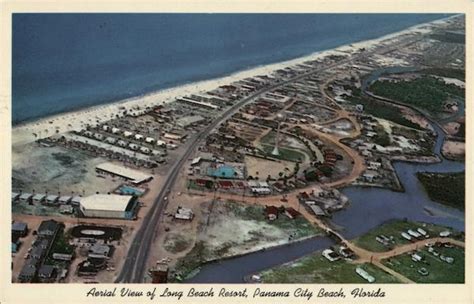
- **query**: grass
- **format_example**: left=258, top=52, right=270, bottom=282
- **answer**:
left=382, top=246, right=464, bottom=283
left=417, top=172, right=465, bottom=210
left=347, top=90, right=423, bottom=130
left=261, top=144, right=306, bottom=162
left=369, top=76, right=464, bottom=117
left=353, top=220, right=457, bottom=252
left=260, top=254, right=400, bottom=283
left=373, top=124, right=391, bottom=147
left=164, top=234, right=192, bottom=254
left=420, top=68, right=465, bottom=81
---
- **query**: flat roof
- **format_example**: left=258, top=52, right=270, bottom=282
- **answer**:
left=96, top=162, right=153, bottom=184
left=80, top=194, right=134, bottom=212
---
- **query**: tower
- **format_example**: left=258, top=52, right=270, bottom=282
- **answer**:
left=272, top=113, right=285, bottom=156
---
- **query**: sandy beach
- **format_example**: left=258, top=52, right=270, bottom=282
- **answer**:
left=12, top=16, right=454, bottom=147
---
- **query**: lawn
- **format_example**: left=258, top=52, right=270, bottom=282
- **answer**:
left=353, top=220, right=457, bottom=252
left=347, top=90, right=423, bottom=130
left=369, top=76, right=464, bottom=117
left=260, top=254, right=400, bottom=283
left=417, top=171, right=465, bottom=210
left=382, top=246, right=464, bottom=283
left=261, top=144, right=306, bottom=163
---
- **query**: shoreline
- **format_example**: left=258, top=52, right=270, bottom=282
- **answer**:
left=12, top=15, right=457, bottom=147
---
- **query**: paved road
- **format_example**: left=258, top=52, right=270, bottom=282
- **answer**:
left=115, top=33, right=424, bottom=283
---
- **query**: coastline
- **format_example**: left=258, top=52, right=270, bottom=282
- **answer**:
left=12, top=15, right=456, bottom=147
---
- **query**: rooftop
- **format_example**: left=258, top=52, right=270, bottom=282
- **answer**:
left=80, top=194, right=134, bottom=212
left=96, top=162, right=153, bottom=184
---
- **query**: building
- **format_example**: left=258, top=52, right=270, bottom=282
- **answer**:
left=12, top=222, right=28, bottom=238
left=265, top=206, right=279, bottom=221
left=38, top=220, right=60, bottom=237
left=150, top=264, right=169, bottom=283
left=38, top=265, right=57, bottom=283
left=32, top=193, right=46, bottom=204
left=18, top=260, right=38, bottom=283
left=12, top=235, right=21, bottom=253
left=12, top=192, right=20, bottom=203
left=174, top=207, right=194, bottom=221
left=46, top=195, right=59, bottom=205
left=58, top=196, right=72, bottom=204
left=96, top=162, right=153, bottom=185
left=19, top=193, right=33, bottom=204
left=71, top=196, right=82, bottom=207
left=176, top=115, right=205, bottom=128
left=88, top=244, right=112, bottom=259
left=79, top=194, right=138, bottom=219
left=284, top=207, right=300, bottom=219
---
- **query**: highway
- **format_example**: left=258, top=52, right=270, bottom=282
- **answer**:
left=115, top=33, right=423, bottom=283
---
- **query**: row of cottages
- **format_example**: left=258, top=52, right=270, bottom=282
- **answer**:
left=264, top=206, right=301, bottom=221
left=18, top=220, right=61, bottom=283
left=12, top=192, right=81, bottom=206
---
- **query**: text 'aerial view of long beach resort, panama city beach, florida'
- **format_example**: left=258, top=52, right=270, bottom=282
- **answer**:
left=9, top=13, right=466, bottom=287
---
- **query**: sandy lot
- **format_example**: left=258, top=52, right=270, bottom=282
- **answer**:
left=12, top=143, right=120, bottom=196
left=244, top=155, right=295, bottom=180
left=442, top=140, right=465, bottom=160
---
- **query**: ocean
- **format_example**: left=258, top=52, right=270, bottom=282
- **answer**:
left=12, top=13, right=450, bottom=124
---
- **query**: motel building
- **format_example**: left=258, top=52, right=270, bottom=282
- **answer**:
left=79, top=194, right=139, bottom=220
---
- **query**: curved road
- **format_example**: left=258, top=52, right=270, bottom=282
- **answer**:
left=115, top=34, right=424, bottom=283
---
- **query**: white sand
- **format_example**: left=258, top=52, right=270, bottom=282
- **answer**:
left=12, top=15, right=456, bottom=147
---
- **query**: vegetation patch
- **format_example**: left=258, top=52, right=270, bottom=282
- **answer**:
left=353, top=220, right=460, bottom=252
left=369, top=76, right=464, bottom=117
left=417, top=171, right=465, bottom=210
left=347, top=89, right=423, bottom=130
left=260, top=254, right=400, bottom=283
left=382, top=246, right=464, bottom=283
left=261, top=144, right=306, bottom=162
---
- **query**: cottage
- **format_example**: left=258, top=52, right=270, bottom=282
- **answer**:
left=123, top=131, right=133, bottom=138
left=145, top=137, right=155, bottom=144
left=32, top=193, right=46, bottom=204
left=265, top=206, right=279, bottom=221
left=71, top=196, right=82, bottom=207
left=355, top=267, right=375, bottom=283
left=12, top=235, right=21, bottom=253
left=322, top=249, right=340, bottom=262
left=284, top=207, right=300, bottom=219
left=12, top=192, right=20, bottom=203
left=135, top=134, right=144, bottom=141
left=12, top=222, right=28, bottom=238
left=18, top=260, right=38, bottom=283
left=38, top=265, right=57, bottom=283
left=46, top=195, right=59, bottom=205
left=175, top=207, right=194, bottom=221
left=58, top=196, right=72, bottom=205
left=19, top=193, right=33, bottom=203
left=38, top=220, right=60, bottom=237
left=88, top=244, right=112, bottom=259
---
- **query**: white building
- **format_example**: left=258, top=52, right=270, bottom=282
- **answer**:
left=96, top=162, right=153, bottom=185
left=79, top=194, right=137, bottom=219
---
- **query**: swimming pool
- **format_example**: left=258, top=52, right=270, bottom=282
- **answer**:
left=117, top=185, right=145, bottom=196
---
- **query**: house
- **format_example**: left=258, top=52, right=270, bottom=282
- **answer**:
left=88, top=244, right=112, bottom=259
left=58, top=196, right=72, bottom=205
left=32, top=193, right=46, bottom=204
left=12, top=222, right=28, bottom=238
left=71, top=196, right=82, bottom=207
left=355, top=267, right=375, bottom=283
left=19, top=193, right=33, bottom=204
left=284, top=207, right=300, bottom=219
left=38, top=220, right=60, bottom=237
left=46, top=195, right=59, bottom=205
left=339, top=246, right=355, bottom=258
left=18, top=260, right=38, bottom=283
left=265, top=206, right=279, bottom=221
left=175, top=207, right=194, bottom=221
left=12, top=192, right=20, bottom=203
left=38, top=265, right=57, bottom=283
left=53, top=253, right=74, bottom=261
left=12, top=235, right=21, bottom=253
left=322, top=249, right=340, bottom=262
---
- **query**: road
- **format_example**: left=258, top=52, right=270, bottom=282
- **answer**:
left=115, top=33, right=424, bottom=283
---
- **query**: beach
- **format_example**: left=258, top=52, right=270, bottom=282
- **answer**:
left=12, top=16, right=450, bottom=147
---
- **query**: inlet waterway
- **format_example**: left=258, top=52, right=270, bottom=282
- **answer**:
left=187, top=70, right=465, bottom=283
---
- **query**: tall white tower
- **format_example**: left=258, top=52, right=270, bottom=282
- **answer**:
left=272, top=113, right=285, bottom=156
